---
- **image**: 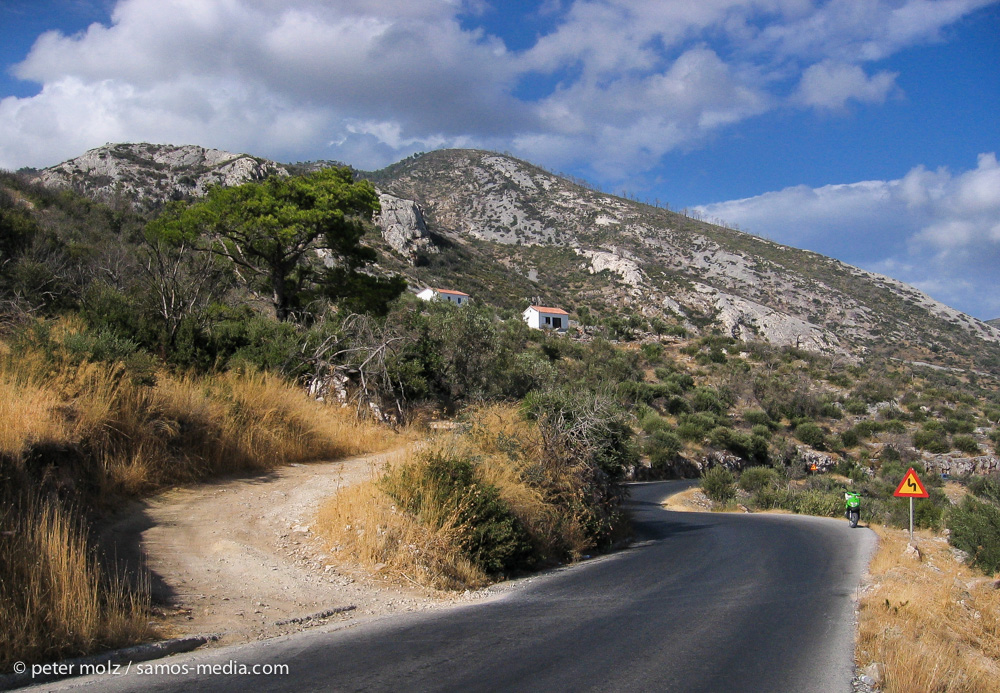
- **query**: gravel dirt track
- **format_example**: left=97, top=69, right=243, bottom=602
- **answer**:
left=97, top=445, right=478, bottom=646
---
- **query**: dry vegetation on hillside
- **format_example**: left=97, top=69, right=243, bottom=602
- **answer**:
left=317, top=404, right=628, bottom=590
left=858, top=526, right=1000, bottom=693
left=0, top=327, right=396, bottom=668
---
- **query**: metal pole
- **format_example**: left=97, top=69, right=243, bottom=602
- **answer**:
left=909, top=497, right=914, bottom=544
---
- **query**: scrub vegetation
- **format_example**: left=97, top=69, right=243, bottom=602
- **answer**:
left=317, top=404, right=631, bottom=589
left=2, top=165, right=999, bottom=680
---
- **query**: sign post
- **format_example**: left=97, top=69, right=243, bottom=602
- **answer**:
left=893, top=467, right=930, bottom=543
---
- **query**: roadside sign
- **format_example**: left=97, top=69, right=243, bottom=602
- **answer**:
left=893, top=468, right=929, bottom=498
left=894, top=467, right=929, bottom=544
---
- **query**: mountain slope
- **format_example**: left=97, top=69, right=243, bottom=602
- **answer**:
left=25, top=144, right=1000, bottom=376
left=365, top=149, right=1000, bottom=374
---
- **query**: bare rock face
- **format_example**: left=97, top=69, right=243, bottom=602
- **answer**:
left=374, top=193, right=437, bottom=262
left=577, top=249, right=644, bottom=287
left=696, top=284, right=848, bottom=356
left=797, top=447, right=838, bottom=473
left=32, top=143, right=288, bottom=208
left=924, top=455, right=1000, bottom=476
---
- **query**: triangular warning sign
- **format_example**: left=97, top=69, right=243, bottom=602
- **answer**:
left=894, top=468, right=930, bottom=498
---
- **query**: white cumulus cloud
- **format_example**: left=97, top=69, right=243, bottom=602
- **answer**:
left=695, top=153, right=1000, bottom=319
left=0, top=0, right=993, bottom=174
left=795, top=60, right=899, bottom=109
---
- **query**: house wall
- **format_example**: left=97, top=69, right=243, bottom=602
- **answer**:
left=523, top=308, right=568, bottom=332
left=418, top=289, right=468, bottom=305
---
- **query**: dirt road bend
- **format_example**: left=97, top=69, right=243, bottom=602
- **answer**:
left=98, top=446, right=464, bottom=645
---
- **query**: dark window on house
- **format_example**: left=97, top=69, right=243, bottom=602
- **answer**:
left=544, top=316, right=551, bottom=325
left=553, top=317, right=562, bottom=329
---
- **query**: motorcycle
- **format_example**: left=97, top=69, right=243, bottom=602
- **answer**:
left=844, top=491, right=861, bottom=528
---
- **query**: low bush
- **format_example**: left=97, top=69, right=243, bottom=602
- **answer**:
left=913, top=428, right=950, bottom=454
left=792, top=489, right=842, bottom=517
left=701, top=466, right=736, bottom=503
left=968, top=474, right=1000, bottom=505
left=646, top=429, right=682, bottom=471
left=739, top=466, right=780, bottom=493
left=952, top=434, right=981, bottom=455
left=743, top=408, right=773, bottom=428
left=380, top=452, right=534, bottom=576
left=947, top=496, right=1000, bottom=575
left=795, top=422, right=827, bottom=449
left=318, top=405, right=631, bottom=589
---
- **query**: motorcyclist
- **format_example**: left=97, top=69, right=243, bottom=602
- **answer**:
left=844, top=490, right=861, bottom=528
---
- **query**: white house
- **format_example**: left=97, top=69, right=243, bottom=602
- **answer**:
left=523, top=305, right=569, bottom=332
left=417, top=287, right=470, bottom=306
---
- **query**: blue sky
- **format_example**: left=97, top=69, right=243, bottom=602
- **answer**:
left=1, top=0, right=998, bottom=318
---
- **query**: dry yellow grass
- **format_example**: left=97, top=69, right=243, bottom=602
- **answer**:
left=316, top=404, right=602, bottom=591
left=857, top=527, right=1000, bottom=692
left=0, top=334, right=399, bottom=667
left=0, top=497, right=153, bottom=669
left=316, top=447, right=488, bottom=590
left=0, top=347, right=396, bottom=495
left=0, top=373, right=70, bottom=460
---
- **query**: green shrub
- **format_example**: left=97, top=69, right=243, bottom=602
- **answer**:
left=792, top=489, right=842, bottom=517
left=640, top=411, right=670, bottom=434
left=913, top=497, right=944, bottom=530
left=739, top=466, right=779, bottom=494
left=640, top=343, right=664, bottom=363
left=952, top=434, right=980, bottom=454
left=382, top=453, right=533, bottom=575
left=880, top=445, right=901, bottom=462
left=751, top=424, right=771, bottom=439
left=852, top=419, right=881, bottom=439
left=690, top=387, right=728, bottom=414
left=947, top=496, right=1000, bottom=575
left=522, top=388, right=638, bottom=480
left=819, top=402, right=843, bottom=419
left=968, top=474, right=1000, bottom=505
left=881, top=419, right=907, bottom=434
left=701, top=466, right=736, bottom=503
left=795, top=422, right=827, bottom=449
left=743, top=408, right=772, bottom=428
left=840, top=428, right=860, bottom=448
left=664, top=395, right=691, bottom=415
left=646, top=429, right=682, bottom=470
left=751, top=485, right=791, bottom=510
left=913, top=428, right=950, bottom=454
left=844, top=399, right=868, bottom=415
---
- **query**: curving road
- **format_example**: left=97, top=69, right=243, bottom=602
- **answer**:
left=31, top=481, right=876, bottom=693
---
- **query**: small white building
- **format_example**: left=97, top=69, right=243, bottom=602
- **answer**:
left=417, top=287, right=470, bottom=306
left=523, top=305, right=569, bottom=332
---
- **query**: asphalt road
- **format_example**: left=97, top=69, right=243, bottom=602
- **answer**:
left=32, top=481, right=876, bottom=693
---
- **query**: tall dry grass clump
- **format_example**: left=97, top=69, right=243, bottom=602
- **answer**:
left=0, top=496, right=153, bottom=669
left=316, top=404, right=625, bottom=590
left=0, top=336, right=396, bottom=668
left=0, top=346, right=395, bottom=497
left=857, top=527, right=1000, bottom=692
left=316, top=448, right=489, bottom=590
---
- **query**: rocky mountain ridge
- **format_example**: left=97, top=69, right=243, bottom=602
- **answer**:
left=364, top=149, right=1000, bottom=372
left=26, top=143, right=1000, bottom=375
left=27, top=142, right=288, bottom=208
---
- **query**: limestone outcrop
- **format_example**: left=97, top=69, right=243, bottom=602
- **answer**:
left=374, top=193, right=437, bottom=262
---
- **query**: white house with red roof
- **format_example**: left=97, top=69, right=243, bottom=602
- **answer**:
left=417, top=287, right=470, bottom=306
left=523, top=305, right=569, bottom=332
